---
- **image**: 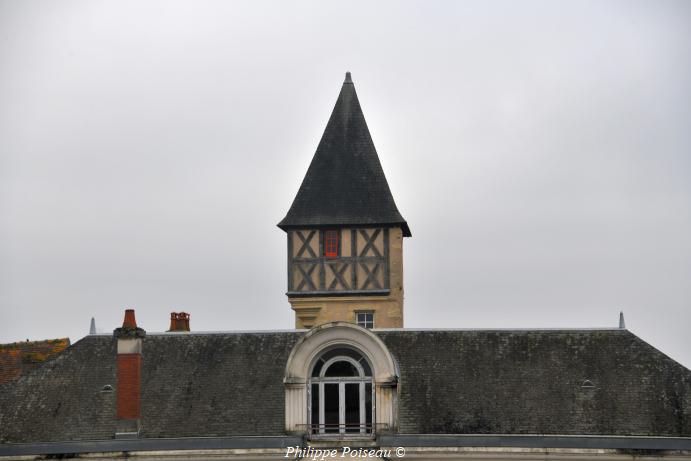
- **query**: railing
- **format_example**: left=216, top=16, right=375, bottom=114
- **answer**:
left=298, top=423, right=389, bottom=439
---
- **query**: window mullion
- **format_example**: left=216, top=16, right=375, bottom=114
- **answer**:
left=319, top=382, right=325, bottom=435
left=339, top=382, right=345, bottom=435
left=359, top=381, right=365, bottom=434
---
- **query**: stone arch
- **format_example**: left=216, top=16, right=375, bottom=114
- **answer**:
left=284, top=322, right=398, bottom=435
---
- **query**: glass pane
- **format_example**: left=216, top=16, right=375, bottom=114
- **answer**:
left=357, top=313, right=374, bottom=329
left=324, top=384, right=339, bottom=433
left=316, top=348, right=371, bottom=376
left=324, top=360, right=359, bottom=377
left=345, top=383, right=360, bottom=433
left=311, top=384, right=319, bottom=434
left=325, top=230, right=338, bottom=257
left=365, top=383, right=372, bottom=429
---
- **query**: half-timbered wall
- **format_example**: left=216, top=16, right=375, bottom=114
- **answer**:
left=287, top=227, right=404, bottom=329
left=288, top=228, right=390, bottom=295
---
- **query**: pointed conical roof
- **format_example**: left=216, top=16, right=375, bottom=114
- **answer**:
left=278, top=73, right=410, bottom=236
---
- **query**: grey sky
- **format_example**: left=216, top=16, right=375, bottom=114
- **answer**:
left=1, top=1, right=690, bottom=367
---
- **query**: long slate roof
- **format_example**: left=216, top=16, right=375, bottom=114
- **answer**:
left=278, top=73, right=411, bottom=237
left=0, top=329, right=689, bottom=444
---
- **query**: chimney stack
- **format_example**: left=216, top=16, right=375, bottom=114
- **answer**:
left=113, top=308, right=146, bottom=438
left=167, top=312, right=190, bottom=332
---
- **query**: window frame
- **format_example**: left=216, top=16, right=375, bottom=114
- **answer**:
left=356, top=311, right=374, bottom=329
left=324, top=229, right=339, bottom=258
left=308, top=348, right=374, bottom=437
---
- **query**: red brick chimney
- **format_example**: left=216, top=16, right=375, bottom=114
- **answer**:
left=113, top=308, right=145, bottom=437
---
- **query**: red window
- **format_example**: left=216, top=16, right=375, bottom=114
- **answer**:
left=324, top=230, right=338, bottom=258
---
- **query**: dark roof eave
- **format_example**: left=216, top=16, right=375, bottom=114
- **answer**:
left=3, top=434, right=690, bottom=456
left=277, top=221, right=411, bottom=237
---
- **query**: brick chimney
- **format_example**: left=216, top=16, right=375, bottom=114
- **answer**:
left=168, top=312, right=190, bottom=332
left=113, top=308, right=145, bottom=438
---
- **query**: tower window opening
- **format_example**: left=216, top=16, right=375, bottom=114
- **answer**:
left=324, top=230, right=338, bottom=258
left=356, top=312, right=374, bottom=329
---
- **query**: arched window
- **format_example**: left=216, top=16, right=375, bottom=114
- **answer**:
left=309, top=347, right=373, bottom=436
left=284, top=322, right=397, bottom=437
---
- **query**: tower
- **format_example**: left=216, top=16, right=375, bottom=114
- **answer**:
left=278, top=72, right=410, bottom=329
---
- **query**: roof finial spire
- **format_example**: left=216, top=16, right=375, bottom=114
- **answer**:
left=89, top=317, right=96, bottom=335
left=619, top=311, right=626, bottom=329
left=344, top=71, right=352, bottom=84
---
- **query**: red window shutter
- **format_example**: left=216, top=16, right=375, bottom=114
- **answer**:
left=324, top=230, right=338, bottom=258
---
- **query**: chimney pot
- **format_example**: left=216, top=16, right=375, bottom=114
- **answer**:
left=122, top=309, right=137, bottom=329
left=168, top=312, right=190, bottom=332
left=168, top=312, right=178, bottom=331
left=180, top=312, right=190, bottom=331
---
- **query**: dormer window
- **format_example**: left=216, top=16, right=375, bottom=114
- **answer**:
left=324, top=230, right=338, bottom=258
left=284, top=323, right=398, bottom=439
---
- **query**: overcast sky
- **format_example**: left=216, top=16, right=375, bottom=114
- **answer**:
left=1, top=0, right=690, bottom=368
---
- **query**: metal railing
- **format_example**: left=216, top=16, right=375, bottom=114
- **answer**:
left=298, top=423, right=389, bottom=439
